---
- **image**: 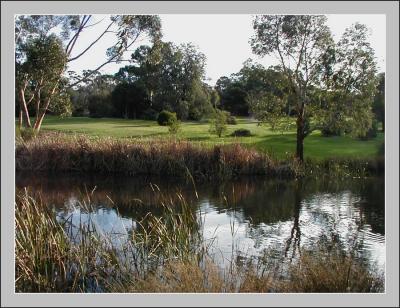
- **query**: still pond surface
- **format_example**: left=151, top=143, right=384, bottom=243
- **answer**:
left=16, top=173, right=385, bottom=273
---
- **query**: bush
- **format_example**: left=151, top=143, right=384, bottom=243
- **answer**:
left=231, top=128, right=252, bottom=137
left=209, top=109, right=228, bottom=137
left=167, top=120, right=181, bottom=135
left=157, top=110, right=177, bottom=126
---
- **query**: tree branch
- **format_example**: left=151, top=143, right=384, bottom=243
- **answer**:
left=68, top=20, right=115, bottom=62
left=67, top=31, right=142, bottom=88
left=66, top=15, right=92, bottom=56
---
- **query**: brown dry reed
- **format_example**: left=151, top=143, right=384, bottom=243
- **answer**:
left=15, top=189, right=384, bottom=293
left=15, top=134, right=299, bottom=180
left=16, top=133, right=383, bottom=179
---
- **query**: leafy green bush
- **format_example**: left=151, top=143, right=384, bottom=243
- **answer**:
left=157, top=110, right=177, bottom=126
left=231, top=128, right=252, bottom=137
left=209, top=109, right=227, bottom=137
left=167, top=120, right=181, bottom=135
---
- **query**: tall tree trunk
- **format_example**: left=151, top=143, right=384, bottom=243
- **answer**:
left=33, top=82, right=58, bottom=132
left=34, top=111, right=46, bottom=132
left=19, top=88, right=31, bottom=128
left=18, top=107, right=23, bottom=130
left=296, top=115, right=304, bottom=161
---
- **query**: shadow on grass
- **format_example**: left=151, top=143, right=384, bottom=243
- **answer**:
left=186, top=136, right=212, bottom=142
left=112, top=124, right=158, bottom=128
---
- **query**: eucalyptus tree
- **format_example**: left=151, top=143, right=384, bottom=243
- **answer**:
left=15, top=14, right=162, bottom=132
left=251, top=16, right=378, bottom=161
left=251, top=15, right=335, bottom=161
left=315, top=23, right=378, bottom=138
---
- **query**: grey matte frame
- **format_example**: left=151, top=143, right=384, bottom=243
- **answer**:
left=1, top=1, right=398, bottom=307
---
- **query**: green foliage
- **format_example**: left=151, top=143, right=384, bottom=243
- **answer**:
left=223, top=111, right=237, bottom=125
left=88, top=94, right=114, bottom=118
left=248, top=90, right=286, bottom=131
left=15, top=14, right=162, bottom=131
left=142, top=108, right=158, bottom=120
left=111, top=82, right=148, bottom=119
left=209, top=109, right=228, bottom=137
left=359, top=119, right=378, bottom=140
left=250, top=16, right=378, bottom=160
left=116, top=42, right=209, bottom=121
left=167, top=119, right=181, bottom=135
left=231, top=128, right=252, bottom=137
left=157, top=110, right=177, bottom=126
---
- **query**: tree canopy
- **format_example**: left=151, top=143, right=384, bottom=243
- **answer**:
left=250, top=15, right=378, bottom=160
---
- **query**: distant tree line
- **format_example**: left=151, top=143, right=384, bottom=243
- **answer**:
left=66, top=42, right=215, bottom=121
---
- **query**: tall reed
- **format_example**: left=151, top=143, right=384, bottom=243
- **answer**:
left=15, top=189, right=384, bottom=293
left=16, top=133, right=384, bottom=180
left=16, top=134, right=279, bottom=180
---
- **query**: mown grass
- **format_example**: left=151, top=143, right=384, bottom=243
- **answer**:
left=20, top=116, right=384, bottom=160
left=15, top=189, right=384, bottom=293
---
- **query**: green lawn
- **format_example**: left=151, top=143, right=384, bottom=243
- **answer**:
left=24, top=116, right=384, bottom=160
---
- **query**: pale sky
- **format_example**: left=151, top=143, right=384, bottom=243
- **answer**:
left=66, top=14, right=386, bottom=86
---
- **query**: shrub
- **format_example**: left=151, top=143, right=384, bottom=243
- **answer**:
left=167, top=120, right=181, bottom=135
left=157, top=110, right=177, bottom=126
left=209, top=109, right=228, bottom=137
left=231, top=128, right=252, bottom=137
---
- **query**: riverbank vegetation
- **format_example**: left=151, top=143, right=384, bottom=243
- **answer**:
left=15, top=132, right=384, bottom=180
left=16, top=115, right=384, bottom=160
left=15, top=190, right=384, bottom=293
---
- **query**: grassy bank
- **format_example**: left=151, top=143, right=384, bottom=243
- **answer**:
left=15, top=190, right=384, bottom=293
left=18, top=116, right=384, bottom=160
left=15, top=132, right=384, bottom=179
